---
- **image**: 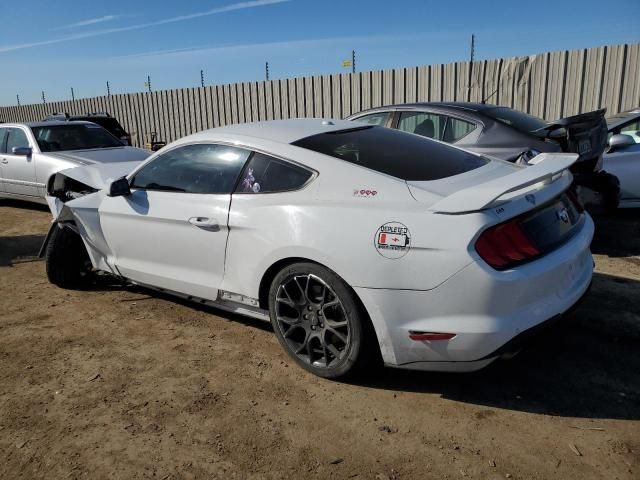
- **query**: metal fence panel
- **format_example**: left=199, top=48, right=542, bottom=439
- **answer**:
left=2, top=43, right=639, bottom=134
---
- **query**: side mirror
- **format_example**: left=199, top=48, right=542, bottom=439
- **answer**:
left=108, top=176, right=131, bottom=197
left=608, top=134, right=635, bottom=153
left=12, top=146, right=32, bottom=156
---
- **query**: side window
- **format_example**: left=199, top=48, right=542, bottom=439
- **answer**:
left=0, top=128, right=7, bottom=154
left=131, top=143, right=250, bottom=194
left=443, top=117, right=476, bottom=143
left=397, top=112, right=446, bottom=140
left=354, top=112, right=390, bottom=126
left=6, top=128, right=29, bottom=153
left=235, top=152, right=313, bottom=194
left=621, top=120, right=640, bottom=143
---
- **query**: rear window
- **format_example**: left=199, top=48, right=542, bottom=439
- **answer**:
left=292, top=126, right=487, bottom=181
left=483, top=107, right=547, bottom=134
left=79, top=117, right=126, bottom=136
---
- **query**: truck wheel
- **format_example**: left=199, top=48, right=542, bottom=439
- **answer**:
left=45, top=225, right=94, bottom=289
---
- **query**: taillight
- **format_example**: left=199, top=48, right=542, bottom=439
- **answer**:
left=475, top=218, right=540, bottom=270
left=409, top=332, right=456, bottom=341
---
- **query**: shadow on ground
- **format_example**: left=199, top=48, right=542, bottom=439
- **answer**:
left=112, top=270, right=639, bottom=421
left=0, top=198, right=49, bottom=212
left=0, top=234, right=46, bottom=267
left=349, top=270, right=640, bottom=420
left=591, top=208, right=640, bottom=258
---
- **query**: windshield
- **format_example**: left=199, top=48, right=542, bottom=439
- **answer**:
left=32, top=124, right=124, bottom=152
left=484, top=107, right=548, bottom=134
left=292, top=126, right=487, bottom=181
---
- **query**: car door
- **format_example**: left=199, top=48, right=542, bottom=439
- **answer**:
left=396, top=111, right=447, bottom=140
left=98, top=142, right=251, bottom=300
left=0, top=127, right=7, bottom=193
left=603, top=143, right=640, bottom=203
left=1, top=127, right=38, bottom=197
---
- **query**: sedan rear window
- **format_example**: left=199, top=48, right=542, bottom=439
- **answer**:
left=292, top=126, right=487, bottom=181
left=483, top=107, right=548, bottom=134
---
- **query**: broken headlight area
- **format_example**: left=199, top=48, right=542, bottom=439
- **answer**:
left=49, top=172, right=98, bottom=202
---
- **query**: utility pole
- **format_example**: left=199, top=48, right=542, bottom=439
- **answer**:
left=352, top=49, right=356, bottom=74
left=265, top=62, right=269, bottom=81
left=16, top=94, right=20, bottom=106
left=107, top=81, right=111, bottom=97
left=71, top=87, right=75, bottom=101
left=41, top=91, right=46, bottom=105
left=468, top=34, right=475, bottom=101
left=200, top=69, right=205, bottom=87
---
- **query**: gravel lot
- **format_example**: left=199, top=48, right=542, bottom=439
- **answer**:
left=0, top=199, right=638, bottom=480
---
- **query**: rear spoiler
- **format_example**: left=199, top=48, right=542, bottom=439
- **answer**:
left=425, top=153, right=578, bottom=214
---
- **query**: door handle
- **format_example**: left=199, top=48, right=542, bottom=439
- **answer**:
left=1, top=158, right=7, bottom=164
left=188, top=217, right=220, bottom=231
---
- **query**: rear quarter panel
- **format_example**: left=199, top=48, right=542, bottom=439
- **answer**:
left=222, top=163, right=487, bottom=298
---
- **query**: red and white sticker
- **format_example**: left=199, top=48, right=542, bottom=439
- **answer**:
left=374, top=222, right=411, bottom=259
left=353, top=188, right=378, bottom=198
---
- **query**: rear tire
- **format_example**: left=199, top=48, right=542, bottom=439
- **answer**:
left=46, top=225, right=94, bottom=289
left=268, top=262, right=377, bottom=379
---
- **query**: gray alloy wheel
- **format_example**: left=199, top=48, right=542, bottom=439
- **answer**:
left=268, top=262, right=375, bottom=379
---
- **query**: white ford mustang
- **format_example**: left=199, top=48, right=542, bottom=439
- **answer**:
left=42, top=119, right=594, bottom=378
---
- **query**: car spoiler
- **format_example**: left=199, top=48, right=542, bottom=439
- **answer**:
left=422, top=153, right=578, bottom=214
left=535, top=108, right=607, bottom=134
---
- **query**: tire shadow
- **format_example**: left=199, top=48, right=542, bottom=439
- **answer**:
left=0, top=234, right=46, bottom=267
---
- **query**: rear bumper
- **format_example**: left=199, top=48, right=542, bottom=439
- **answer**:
left=356, top=214, right=595, bottom=372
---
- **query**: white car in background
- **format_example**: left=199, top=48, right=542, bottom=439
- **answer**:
left=42, top=119, right=593, bottom=378
left=0, top=121, right=150, bottom=204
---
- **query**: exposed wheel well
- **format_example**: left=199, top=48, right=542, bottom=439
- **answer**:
left=258, top=257, right=314, bottom=310
left=258, top=257, right=383, bottom=365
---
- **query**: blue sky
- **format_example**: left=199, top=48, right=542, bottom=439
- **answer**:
left=0, top=0, right=638, bottom=106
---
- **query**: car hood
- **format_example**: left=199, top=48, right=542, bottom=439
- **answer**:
left=53, top=161, right=142, bottom=191
left=44, top=147, right=151, bottom=166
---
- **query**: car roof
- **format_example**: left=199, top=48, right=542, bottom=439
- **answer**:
left=4, top=120, right=98, bottom=128
left=184, top=118, right=363, bottom=144
left=606, top=108, right=640, bottom=128
left=352, top=102, right=498, bottom=115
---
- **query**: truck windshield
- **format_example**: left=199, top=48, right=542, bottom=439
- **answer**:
left=32, top=124, right=124, bottom=152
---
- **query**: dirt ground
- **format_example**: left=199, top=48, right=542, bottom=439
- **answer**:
left=0, top=199, right=638, bottom=480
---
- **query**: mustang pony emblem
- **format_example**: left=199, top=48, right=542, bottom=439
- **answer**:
left=557, top=207, right=570, bottom=224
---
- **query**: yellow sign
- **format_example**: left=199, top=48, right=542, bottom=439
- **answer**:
left=342, top=60, right=352, bottom=68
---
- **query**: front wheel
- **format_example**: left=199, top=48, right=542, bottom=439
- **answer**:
left=46, top=224, right=94, bottom=289
left=268, top=262, right=376, bottom=379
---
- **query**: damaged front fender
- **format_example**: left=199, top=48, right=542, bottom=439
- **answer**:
left=42, top=161, right=141, bottom=273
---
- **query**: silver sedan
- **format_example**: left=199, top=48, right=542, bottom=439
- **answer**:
left=0, top=120, right=151, bottom=204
